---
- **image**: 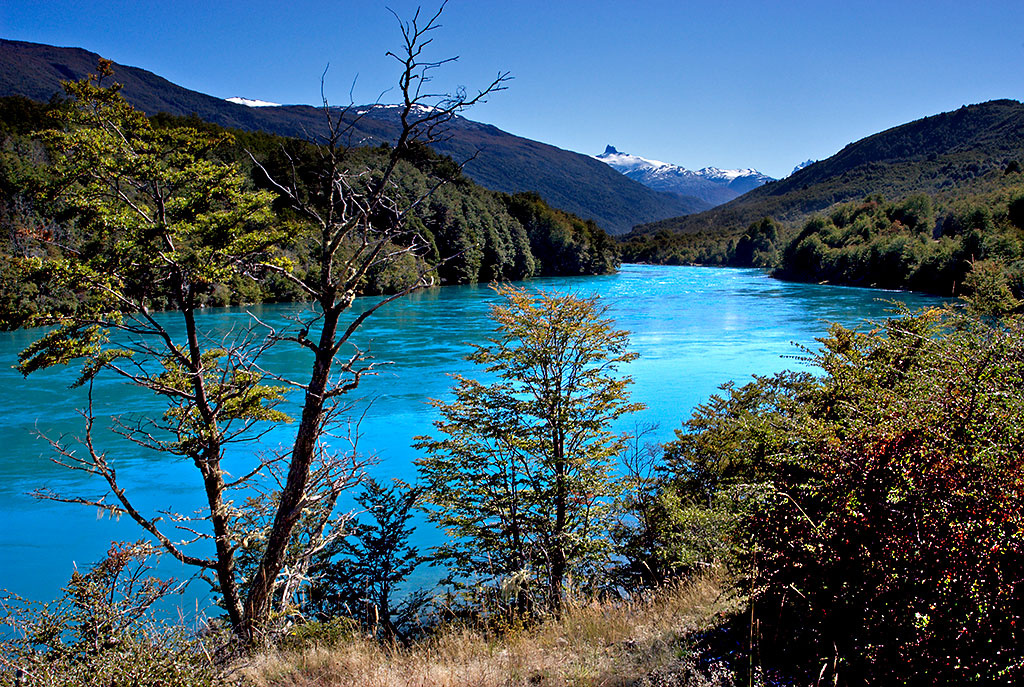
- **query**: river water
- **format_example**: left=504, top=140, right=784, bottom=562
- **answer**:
left=0, top=265, right=939, bottom=606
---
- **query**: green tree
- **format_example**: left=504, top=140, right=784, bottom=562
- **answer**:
left=305, top=478, right=426, bottom=641
left=21, top=61, right=289, bottom=637
left=613, top=372, right=815, bottom=590
left=733, top=217, right=779, bottom=267
left=416, top=286, right=643, bottom=613
left=21, top=2, right=508, bottom=647
left=0, top=542, right=218, bottom=686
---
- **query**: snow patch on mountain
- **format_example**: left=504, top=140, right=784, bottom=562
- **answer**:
left=226, top=97, right=281, bottom=107
left=595, top=146, right=770, bottom=185
left=594, top=146, right=772, bottom=205
left=356, top=103, right=449, bottom=116
left=698, top=166, right=764, bottom=182
left=790, top=159, right=816, bottom=175
left=595, top=146, right=675, bottom=173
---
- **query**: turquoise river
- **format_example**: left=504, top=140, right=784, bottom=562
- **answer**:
left=0, top=265, right=940, bottom=608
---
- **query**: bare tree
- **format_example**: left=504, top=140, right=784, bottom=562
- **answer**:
left=238, top=3, right=508, bottom=642
left=24, top=2, right=508, bottom=646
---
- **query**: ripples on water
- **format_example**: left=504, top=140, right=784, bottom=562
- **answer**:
left=0, top=265, right=940, bottom=606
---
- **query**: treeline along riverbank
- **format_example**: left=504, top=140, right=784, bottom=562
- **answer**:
left=0, top=93, right=618, bottom=329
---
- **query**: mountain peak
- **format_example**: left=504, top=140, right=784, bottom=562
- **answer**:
left=594, top=147, right=773, bottom=206
left=790, top=159, right=816, bottom=176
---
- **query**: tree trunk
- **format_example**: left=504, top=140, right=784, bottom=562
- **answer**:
left=240, top=308, right=341, bottom=644
left=550, top=442, right=567, bottom=612
left=180, top=283, right=246, bottom=630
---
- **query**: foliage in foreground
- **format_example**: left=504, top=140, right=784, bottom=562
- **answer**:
left=661, top=304, right=1024, bottom=684
left=9, top=293, right=1024, bottom=684
left=416, top=286, right=644, bottom=615
left=2, top=543, right=739, bottom=687
left=0, top=543, right=220, bottom=687
left=304, top=478, right=428, bottom=642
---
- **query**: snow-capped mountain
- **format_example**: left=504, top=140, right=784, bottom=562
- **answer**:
left=790, top=159, right=816, bottom=176
left=594, top=145, right=773, bottom=206
left=226, top=96, right=281, bottom=107
left=697, top=166, right=772, bottom=193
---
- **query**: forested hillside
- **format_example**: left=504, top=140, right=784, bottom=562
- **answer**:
left=0, top=95, right=618, bottom=329
left=621, top=99, right=1024, bottom=300
left=633, top=99, right=1024, bottom=237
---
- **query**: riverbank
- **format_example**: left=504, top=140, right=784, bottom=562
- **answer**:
left=242, top=571, right=738, bottom=687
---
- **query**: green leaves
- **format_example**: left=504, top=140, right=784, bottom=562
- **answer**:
left=39, top=71, right=281, bottom=324
left=0, top=541, right=219, bottom=686
left=16, top=67, right=291, bottom=416
left=416, top=286, right=642, bottom=612
left=18, top=323, right=107, bottom=377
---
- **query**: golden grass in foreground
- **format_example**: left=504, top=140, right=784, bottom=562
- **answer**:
left=242, top=570, right=739, bottom=687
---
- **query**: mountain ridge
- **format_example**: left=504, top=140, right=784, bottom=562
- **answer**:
left=630, top=98, right=1024, bottom=237
left=594, top=145, right=772, bottom=206
left=0, top=38, right=708, bottom=235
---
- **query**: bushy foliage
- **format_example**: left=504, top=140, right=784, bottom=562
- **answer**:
left=625, top=189, right=1024, bottom=308
left=416, top=286, right=642, bottom=615
left=662, top=306, right=1024, bottom=684
left=619, top=216, right=780, bottom=268
left=0, top=543, right=220, bottom=687
left=305, top=478, right=427, bottom=641
left=775, top=193, right=1024, bottom=299
left=504, top=192, right=620, bottom=276
left=731, top=217, right=780, bottom=268
left=627, top=372, right=817, bottom=588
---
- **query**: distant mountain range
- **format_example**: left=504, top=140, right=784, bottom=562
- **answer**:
left=594, top=146, right=773, bottom=206
left=0, top=38, right=709, bottom=235
left=631, top=99, right=1024, bottom=237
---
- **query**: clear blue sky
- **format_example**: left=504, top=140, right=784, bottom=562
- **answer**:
left=3, top=0, right=1023, bottom=178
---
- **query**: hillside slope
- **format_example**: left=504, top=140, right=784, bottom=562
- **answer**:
left=632, top=99, right=1024, bottom=236
left=0, top=38, right=707, bottom=234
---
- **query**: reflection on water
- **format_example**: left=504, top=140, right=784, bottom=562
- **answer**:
left=0, top=265, right=939, bottom=606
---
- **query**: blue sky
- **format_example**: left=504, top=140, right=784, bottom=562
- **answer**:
left=3, top=0, right=1023, bottom=178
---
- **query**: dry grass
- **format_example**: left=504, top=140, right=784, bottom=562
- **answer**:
left=240, top=570, right=739, bottom=687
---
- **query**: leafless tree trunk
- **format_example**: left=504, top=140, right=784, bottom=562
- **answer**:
left=235, top=2, right=509, bottom=644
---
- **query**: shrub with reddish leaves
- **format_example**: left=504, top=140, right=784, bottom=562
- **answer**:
left=668, top=306, right=1024, bottom=684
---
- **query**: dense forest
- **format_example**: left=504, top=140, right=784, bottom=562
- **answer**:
left=621, top=168, right=1024, bottom=301
left=0, top=94, right=618, bottom=329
